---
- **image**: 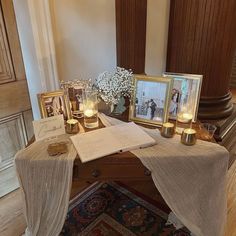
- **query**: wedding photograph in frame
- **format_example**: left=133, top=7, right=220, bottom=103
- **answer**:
left=129, top=75, right=173, bottom=127
left=163, top=73, right=203, bottom=122
left=37, top=90, right=72, bottom=120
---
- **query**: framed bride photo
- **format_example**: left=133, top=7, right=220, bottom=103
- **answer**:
left=163, top=72, right=203, bottom=122
left=129, top=75, right=173, bottom=127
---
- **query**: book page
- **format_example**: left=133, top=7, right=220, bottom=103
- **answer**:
left=70, top=122, right=156, bottom=163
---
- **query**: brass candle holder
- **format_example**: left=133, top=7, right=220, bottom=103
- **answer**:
left=66, top=119, right=79, bottom=134
left=161, top=122, right=175, bottom=138
left=181, top=128, right=197, bottom=146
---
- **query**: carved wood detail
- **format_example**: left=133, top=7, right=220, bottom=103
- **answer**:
left=0, top=3, right=15, bottom=84
left=115, top=0, right=147, bottom=74
left=0, top=113, right=27, bottom=171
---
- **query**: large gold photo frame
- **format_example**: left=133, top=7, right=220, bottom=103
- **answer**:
left=129, top=75, right=173, bottom=127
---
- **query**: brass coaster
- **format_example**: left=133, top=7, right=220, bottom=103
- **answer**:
left=47, top=142, right=68, bottom=156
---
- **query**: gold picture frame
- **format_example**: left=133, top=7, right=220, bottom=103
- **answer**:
left=37, top=90, right=72, bottom=120
left=129, top=75, right=173, bottom=127
left=163, top=72, right=203, bottom=122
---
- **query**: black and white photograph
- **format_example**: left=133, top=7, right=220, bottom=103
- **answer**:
left=163, top=73, right=203, bottom=121
left=129, top=76, right=172, bottom=126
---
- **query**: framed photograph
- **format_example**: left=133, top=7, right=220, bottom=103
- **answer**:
left=129, top=75, right=173, bottom=127
left=163, top=72, right=203, bottom=122
left=60, top=80, right=90, bottom=118
left=37, top=90, right=72, bottom=120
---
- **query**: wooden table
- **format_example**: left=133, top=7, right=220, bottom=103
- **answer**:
left=73, top=116, right=152, bottom=182
left=72, top=115, right=214, bottom=184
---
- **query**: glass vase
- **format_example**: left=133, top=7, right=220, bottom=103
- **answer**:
left=175, top=98, right=194, bottom=134
left=83, top=89, right=99, bottom=129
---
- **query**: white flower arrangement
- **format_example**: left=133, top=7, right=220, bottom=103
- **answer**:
left=94, top=67, right=134, bottom=105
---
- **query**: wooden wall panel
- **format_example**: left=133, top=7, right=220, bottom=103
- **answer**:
left=1, top=0, right=26, bottom=81
left=231, top=52, right=236, bottom=88
left=116, top=0, right=147, bottom=74
left=0, top=4, right=15, bottom=84
left=167, top=0, right=236, bottom=119
left=0, top=80, right=31, bottom=118
left=167, top=0, right=236, bottom=97
left=0, top=113, right=27, bottom=171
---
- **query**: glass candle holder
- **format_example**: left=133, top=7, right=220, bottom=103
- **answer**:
left=66, top=119, right=79, bottom=134
left=161, top=122, right=175, bottom=138
left=199, top=123, right=217, bottom=141
left=175, top=98, right=194, bottom=134
left=181, top=128, right=197, bottom=146
left=83, top=89, right=99, bottom=129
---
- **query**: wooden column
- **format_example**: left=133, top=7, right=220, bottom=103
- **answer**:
left=166, top=0, right=236, bottom=119
left=115, top=0, right=147, bottom=74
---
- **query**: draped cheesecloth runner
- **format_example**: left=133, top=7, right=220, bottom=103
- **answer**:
left=99, top=113, right=229, bottom=236
left=15, top=134, right=77, bottom=236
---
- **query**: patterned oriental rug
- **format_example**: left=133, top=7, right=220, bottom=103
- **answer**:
left=60, top=182, right=190, bottom=236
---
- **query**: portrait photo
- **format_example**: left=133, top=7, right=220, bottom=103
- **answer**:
left=129, top=75, right=172, bottom=126
left=37, top=90, right=72, bottom=120
left=60, top=80, right=89, bottom=118
left=163, top=73, right=203, bottom=122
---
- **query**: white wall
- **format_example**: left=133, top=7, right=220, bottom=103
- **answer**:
left=50, top=0, right=117, bottom=81
left=13, top=0, right=169, bottom=119
left=145, top=0, right=170, bottom=76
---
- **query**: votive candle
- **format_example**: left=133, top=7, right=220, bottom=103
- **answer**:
left=181, top=128, right=197, bottom=146
left=66, top=119, right=79, bottom=134
left=161, top=122, right=175, bottom=138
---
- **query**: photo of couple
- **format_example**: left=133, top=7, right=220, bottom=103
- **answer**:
left=135, top=80, right=167, bottom=122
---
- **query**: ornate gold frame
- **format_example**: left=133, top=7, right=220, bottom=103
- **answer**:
left=129, top=75, right=173, bottom=127
left=37, top=90, right=72, bottom=120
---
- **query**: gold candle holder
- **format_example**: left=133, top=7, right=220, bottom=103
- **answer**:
left=66, top=119, right=79, bottom=134
left=181, top=128, right=197, bottom=146
left=161, top=122, right=175, bottom=138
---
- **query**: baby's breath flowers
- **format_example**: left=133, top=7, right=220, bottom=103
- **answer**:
left=94, top=67, right=134, bottom=106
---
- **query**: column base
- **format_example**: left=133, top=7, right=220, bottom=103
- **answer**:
left=198, top=92, right=234, bottom=119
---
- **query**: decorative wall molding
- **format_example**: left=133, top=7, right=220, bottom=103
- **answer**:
left=0, top=4, right=15, bottom=84
left=0, top=113, right=27, bottom=171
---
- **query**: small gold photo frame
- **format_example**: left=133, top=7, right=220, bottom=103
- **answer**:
left=129, top=75, right=173, bottom=127
left=37, top=90, right=72, bottom=120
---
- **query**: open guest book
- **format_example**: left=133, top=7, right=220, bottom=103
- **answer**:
left=70, top=122, right=156, bottom=163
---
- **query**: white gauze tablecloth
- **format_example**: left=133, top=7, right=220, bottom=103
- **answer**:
left=99, top=113, right=229, bottom=236
left=15, top=134, right=77, bottom=236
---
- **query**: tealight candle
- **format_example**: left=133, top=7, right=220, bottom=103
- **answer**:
left=177, top=113, right=193, bottom=123
left=176, top=112, right=193, bottom=134
left=84, top=109, right=94, bottom=117
left=161, top=122, right=175, bottom=138
left=181, top=128, right=197, bottom=146
left=66, top=119, right=79, bottom=134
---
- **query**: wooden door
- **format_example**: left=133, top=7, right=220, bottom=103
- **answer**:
left=0, top=0, right=33, bottom=172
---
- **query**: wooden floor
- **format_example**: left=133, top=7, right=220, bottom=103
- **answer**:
left=0, top=180, right=165, bottom=236
left=1, top=175, right=236, bottom=236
